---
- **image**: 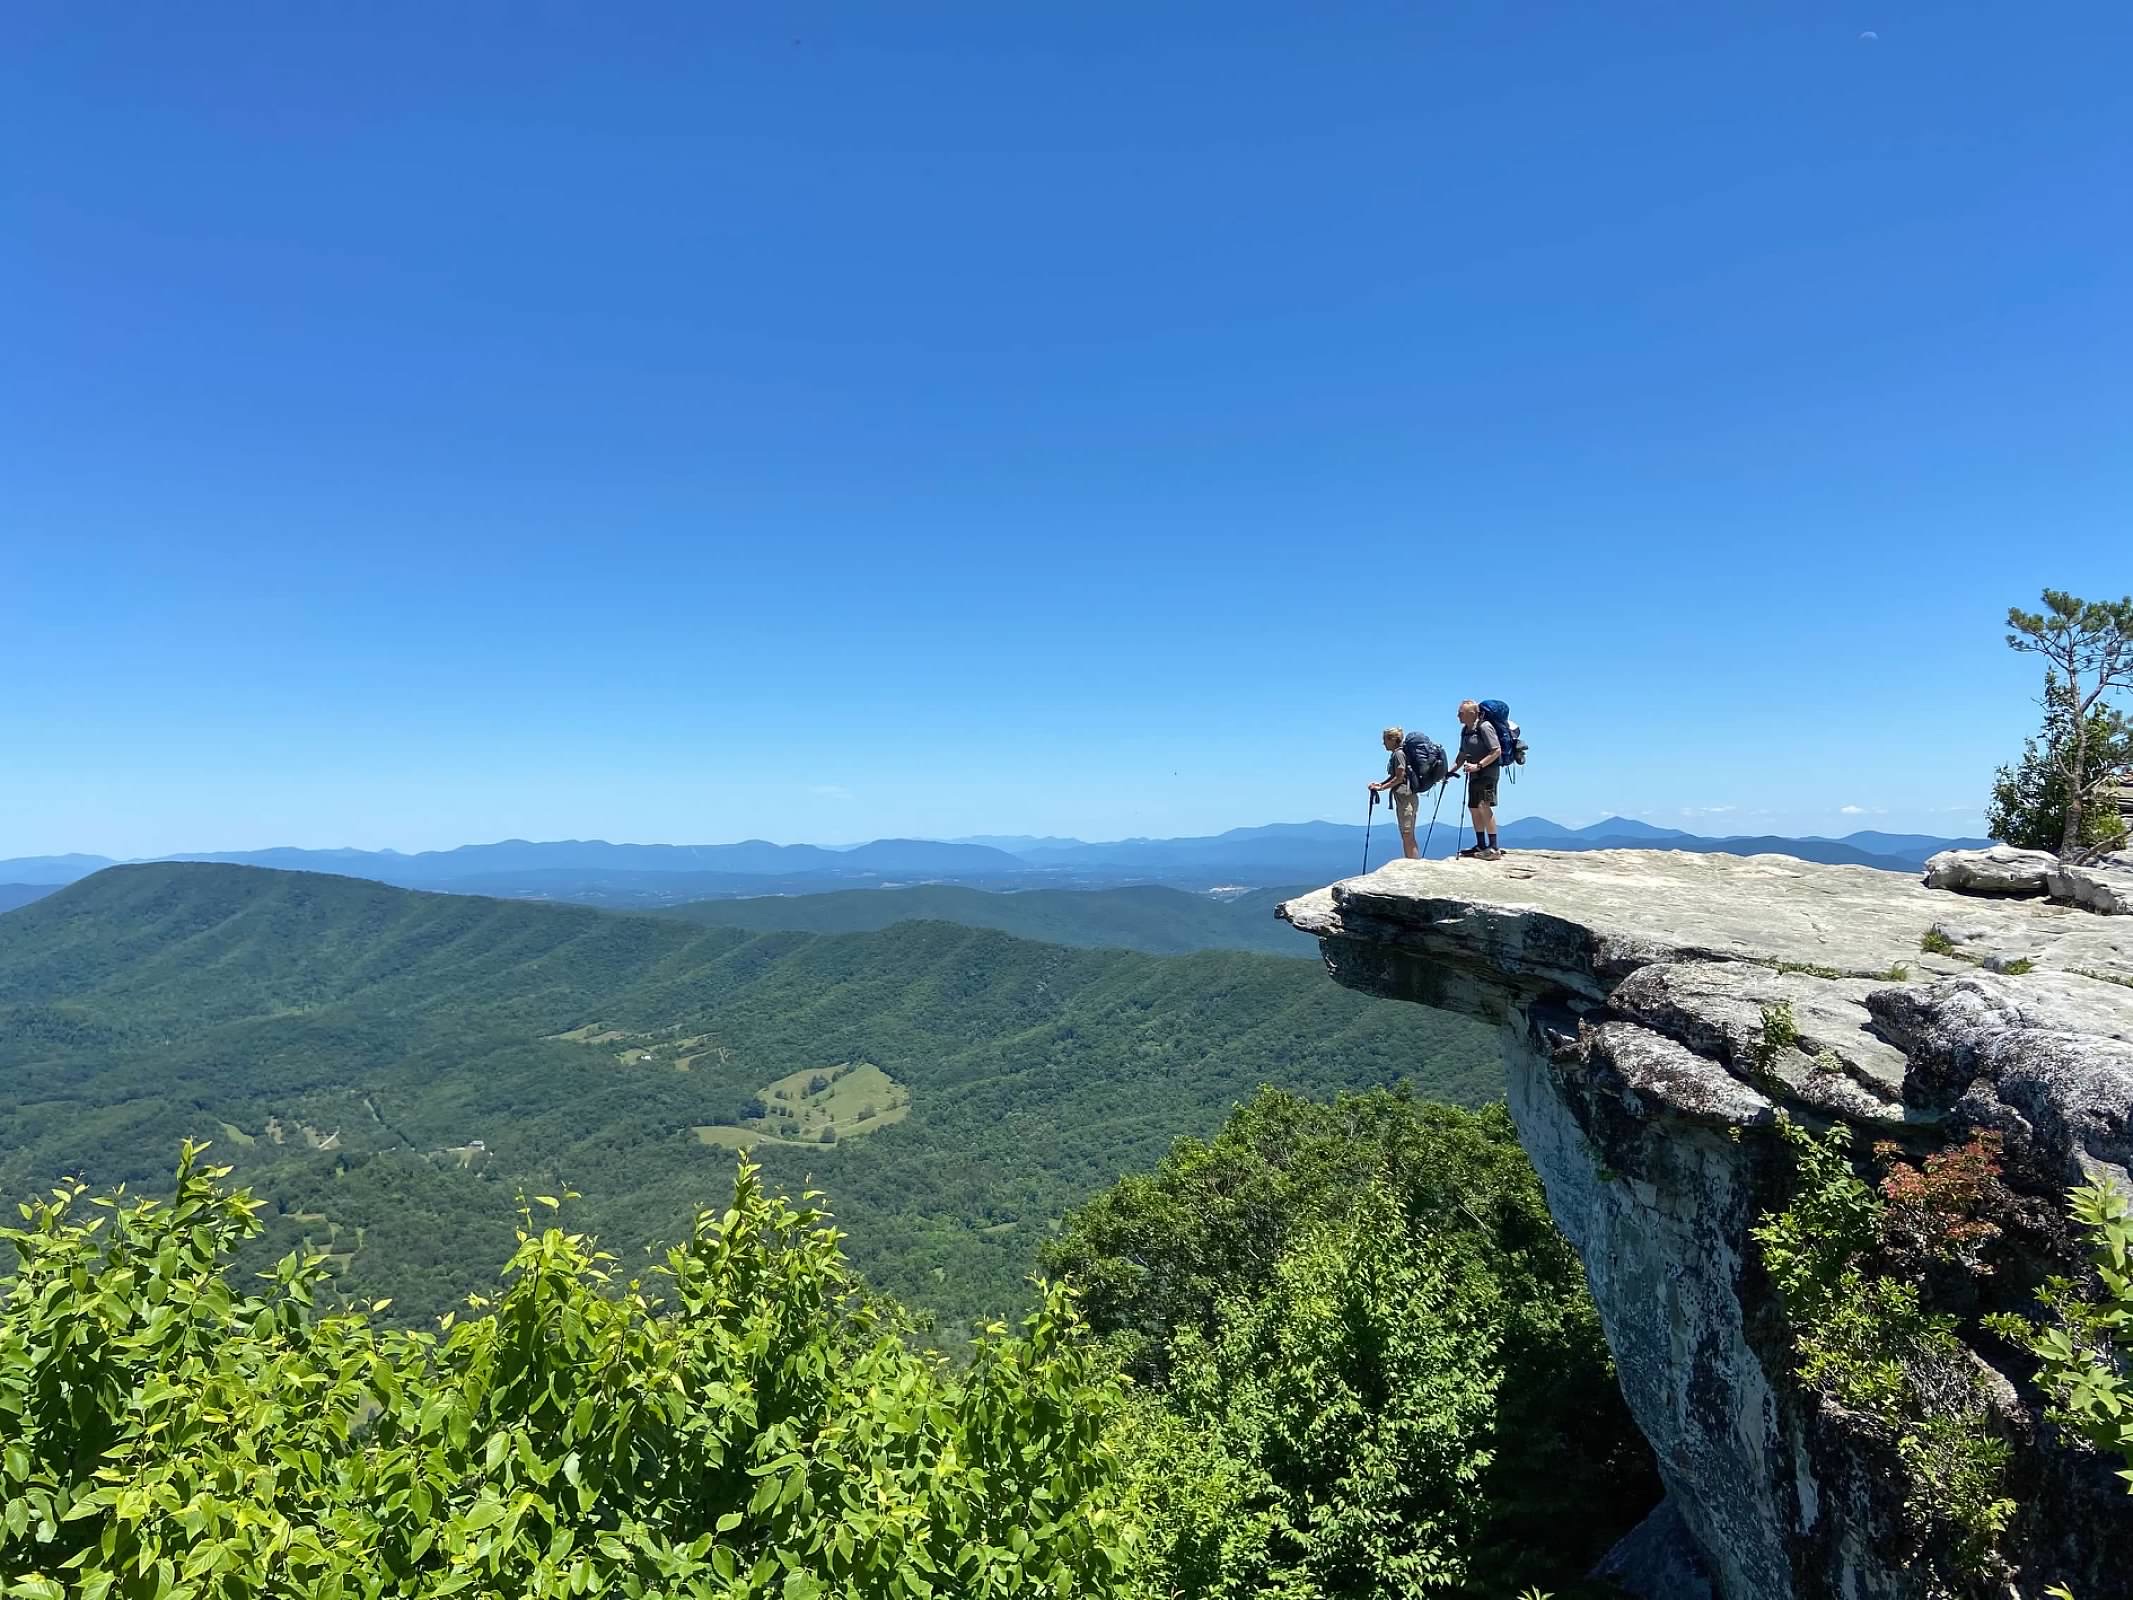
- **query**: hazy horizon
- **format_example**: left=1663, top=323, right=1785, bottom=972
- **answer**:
left=2, top=809, right=1991, bottom=868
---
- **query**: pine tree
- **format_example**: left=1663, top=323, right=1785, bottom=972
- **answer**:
left=2003, top=590, right=2133, bottom=856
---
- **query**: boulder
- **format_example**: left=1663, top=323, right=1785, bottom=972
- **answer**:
left=2046, top=858, right=2133, bottom=915
left=1281, top=849, right=2133, bottom=1600
left=1924, top=846, right=2133, bottom=915
left=1923, top=844, right=2058, bottom=897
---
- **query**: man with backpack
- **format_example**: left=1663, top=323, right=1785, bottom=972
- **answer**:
left=1455, top=699, right=1505, bottom=859
left=1370, top=725, right=1448, bottom=861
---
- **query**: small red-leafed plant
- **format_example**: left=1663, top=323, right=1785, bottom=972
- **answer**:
left=1873, top=1132, right=2009, bottom=1279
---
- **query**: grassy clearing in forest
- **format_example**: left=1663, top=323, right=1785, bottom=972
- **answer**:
left=694, top=1062, right=910, bottom=1149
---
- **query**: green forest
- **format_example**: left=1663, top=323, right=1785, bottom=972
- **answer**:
left=0, top=864, right=1496, bottom=1335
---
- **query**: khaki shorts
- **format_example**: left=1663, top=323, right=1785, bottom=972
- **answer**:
left=1393, top=788, right=1420, bottom=829
left=1466, top=767, right=1501, bottom=808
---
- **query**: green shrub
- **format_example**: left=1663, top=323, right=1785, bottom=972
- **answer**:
left=1753, top=1002, right=1801, bottom=1073
left=1992, top=1182, right=2133, bottom=1495
left=1922, top=929, right=1959, bottom=956
left=1752, top=1120, right=2014, bottom=1579
left=0, top=1143, right=1137, bottom=1600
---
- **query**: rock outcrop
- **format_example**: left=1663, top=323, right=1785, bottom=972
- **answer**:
left=1925, top=844, right=2133, bottom=915
left=1280, top=850, right=2133, bottom=1600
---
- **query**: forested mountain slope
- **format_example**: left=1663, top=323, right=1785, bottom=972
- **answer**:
left=0, top=864, right=1493, bottom=1331
left=655, top=882, right=1315, bottom=955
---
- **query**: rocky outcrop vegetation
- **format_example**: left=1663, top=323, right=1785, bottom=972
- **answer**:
left=1281, top=849, right=2133, bottom=1600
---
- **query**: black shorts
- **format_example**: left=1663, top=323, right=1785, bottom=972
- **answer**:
left=1465, top=767, right=1500, bottom=807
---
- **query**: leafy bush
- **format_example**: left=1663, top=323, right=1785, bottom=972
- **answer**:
left=0, top=1144, right=1136, bottom=1600
left=1753, top=1120, right=2013, bottom=1581
left=1993, top=1182, right=2133, bottom=1494
left=1874, top=1132, right=2007, bottom=1281
left=1753, top=1002, right=1800, bottom=1073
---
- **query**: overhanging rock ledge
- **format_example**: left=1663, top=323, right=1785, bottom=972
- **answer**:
left=1280, top=849, right=2133, bottom=1600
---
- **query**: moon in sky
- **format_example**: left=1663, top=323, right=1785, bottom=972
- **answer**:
left=1860, top=30, right=1879, bottom=41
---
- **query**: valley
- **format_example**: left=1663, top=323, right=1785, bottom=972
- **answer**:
left=0, top=862, right=1494, bottom=1335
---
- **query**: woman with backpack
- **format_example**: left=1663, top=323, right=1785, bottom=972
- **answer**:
left=1370, top=726, right=1423, bottom=860
left=1371, top=726, right=1450, bottom=862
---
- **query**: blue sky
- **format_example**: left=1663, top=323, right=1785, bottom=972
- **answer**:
left=6, top=2, right=2128, bottom=857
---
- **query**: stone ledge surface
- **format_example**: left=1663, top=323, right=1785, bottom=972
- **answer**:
left=1285, top=849, right=2132, bottom=983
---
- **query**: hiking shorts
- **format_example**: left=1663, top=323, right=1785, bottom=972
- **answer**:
left=1465, top=767, right=1501, bottom=808
left=1393, top=788, right=1419, bottom=829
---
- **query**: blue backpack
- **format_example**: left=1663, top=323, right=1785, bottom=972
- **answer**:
left=1401, top=730, right=1448, bottom=792
left=1477, top=699, right=1526, bottom=767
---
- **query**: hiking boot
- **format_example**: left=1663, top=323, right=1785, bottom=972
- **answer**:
left=1458, top=845, right=1488, bottom=859
left=1480, top=847, right=1504, bottom=861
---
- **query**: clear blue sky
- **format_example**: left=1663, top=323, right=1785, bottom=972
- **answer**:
left=6, top=2, right=2128, bottom=857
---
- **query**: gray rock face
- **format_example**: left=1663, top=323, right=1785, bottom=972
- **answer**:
left=2046, top=859, right=2133, bottom=915
left=1924, top=845, right=2059, bottom=897
left=1280, top=849, right=2133, bottom=1600
left=1925, top=845, right=2133, bottom=914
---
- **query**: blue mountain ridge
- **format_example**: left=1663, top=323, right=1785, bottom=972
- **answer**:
left=0, top=820, right=1991, bottom=913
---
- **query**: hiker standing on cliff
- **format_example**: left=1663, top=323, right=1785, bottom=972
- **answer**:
left=1369, top=726, right=1422, bottom=860
left=1455, top=700, right=1502, bottom=859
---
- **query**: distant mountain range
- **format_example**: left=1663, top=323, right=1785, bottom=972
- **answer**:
left=657, top=883, right=1317, bottom=957
left=1489, top=817, right=1994, bottom=872
left=0, top=837, right=1025, bottom=888
left=0, top=818, right=1993, bottom=912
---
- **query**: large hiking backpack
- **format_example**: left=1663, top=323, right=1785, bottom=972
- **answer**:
left=1477, top=699, right=1527, bottom=767
left=1401, top=730, right=1448, bottom=792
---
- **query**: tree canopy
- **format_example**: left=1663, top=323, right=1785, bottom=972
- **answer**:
left=1048, top=1087, right=1657, bottom=1598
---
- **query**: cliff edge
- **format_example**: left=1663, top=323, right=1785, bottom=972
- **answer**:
left=1281, top=849, right=2133, bottom=1600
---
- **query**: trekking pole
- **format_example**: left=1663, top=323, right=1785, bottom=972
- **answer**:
left=1361, top=789, right=1377, bottom=874
left=1422, top=775, right=1450, bottom=860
